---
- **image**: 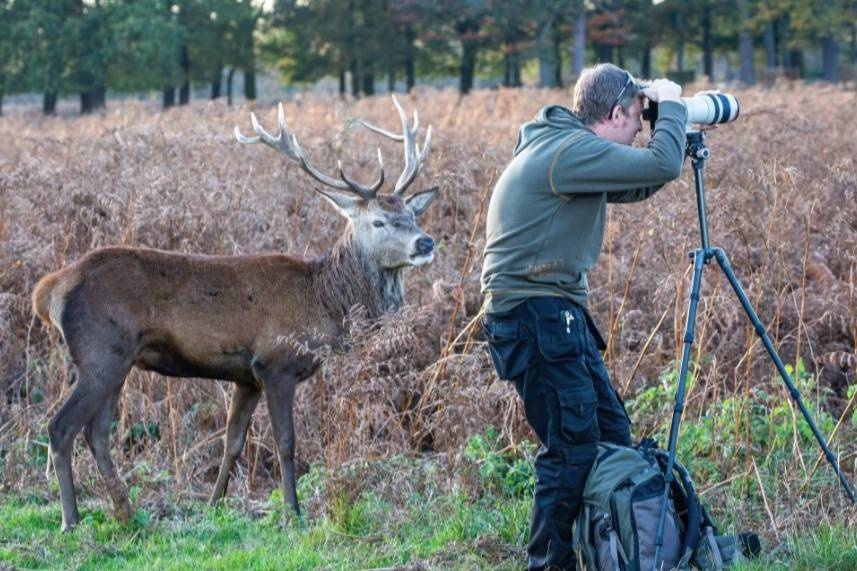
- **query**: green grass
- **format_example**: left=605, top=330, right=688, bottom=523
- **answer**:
left=735, top=524, right=857, bottom=571
left=3, top=484, right=855, bottom=571
left=0, top=484, right=530, bottom=569
left=2, top=429, right=855, bottom=570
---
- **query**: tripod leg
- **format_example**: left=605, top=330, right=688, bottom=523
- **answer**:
left=654, top=250, right=707, bottom=570
left=713, top=248, right=856, bottom=503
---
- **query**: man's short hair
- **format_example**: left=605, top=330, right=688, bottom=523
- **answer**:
left=573, top=63, right=643, bottom=126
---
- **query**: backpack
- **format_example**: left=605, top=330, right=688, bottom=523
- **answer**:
left=574, top=440, right=759, bottom=570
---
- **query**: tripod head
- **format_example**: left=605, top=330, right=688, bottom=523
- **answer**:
left=686, top=130, right=710, bottom=161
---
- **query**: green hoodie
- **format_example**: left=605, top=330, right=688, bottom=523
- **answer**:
left=481, top=101, right=687, bottom=313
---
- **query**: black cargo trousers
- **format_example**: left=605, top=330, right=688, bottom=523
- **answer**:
left=483, top=297, right=632, bottom=571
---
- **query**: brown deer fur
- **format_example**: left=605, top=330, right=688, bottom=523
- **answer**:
left=31, top=98, right=437, bottom=531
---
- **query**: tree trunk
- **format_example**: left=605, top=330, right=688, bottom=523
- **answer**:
left=43, top=91, right=58, bottom=115
left=787, top=49, right=804, bottom=78
left=405, top=25, right=415, bottom=92
left=702, top=3, right=713, bottom=80
left=780, top=16, right=792, bottom=73
left=350, top=58, right=360, bottom=97
left=211, top=63, right=223, bottom=99
left=226, top=68, right=236, bottom=106
left=460, top=42, right=477, bottom=95
left=362, top=70, right=375, bottom=96
left=553, top=24, right=563, bottom=87
left=764, top=20, right=777, bottom=68
left=851, top=23, right=856, bottom=64
left=387, top=60, right=395, bottom=92
left=513, top=55, right=521, bottom=87
left=641, top=45, right=652, bottom=78
left=80, top=83, right=106, bottom=115
left=503, top=50, right=521, bottom=87
left=242, top=13, right=257, bottom=101
left=457, top=18, right=479, bottom=95
left=339, top=68, right=347, bottom=97
left=570, top=0, right=585, bottom=78
left=244, top=67, right=256, bottom=100
left=163, top=87, right=175, bottom=109
left=595, top=44, right=613, bottom=63
left=179, top=45, right=190, bottom=105
left=81, top=92, right=93, bottom=115
left=538, top=17, right=557, bottom=88
left=737, top=0, right=755, bottom=84
left=823, top=34, right=838, bottom=82
left=675, top=11, right=685, bottom=72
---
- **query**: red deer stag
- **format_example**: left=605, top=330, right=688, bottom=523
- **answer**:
left=31, top=96, right=437, bottom=531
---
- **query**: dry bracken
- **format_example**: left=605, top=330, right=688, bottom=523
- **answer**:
left=1, top=85, right=855, bottom=538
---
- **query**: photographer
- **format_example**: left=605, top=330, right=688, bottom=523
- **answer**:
left=480, top=63, right=687, bottom=570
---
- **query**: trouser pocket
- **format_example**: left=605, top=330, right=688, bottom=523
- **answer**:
left=483, top=316, right=534, bottom=381
left=551, top=383, right=599, bottom=465
left=534, top=310, right=584, bottom=362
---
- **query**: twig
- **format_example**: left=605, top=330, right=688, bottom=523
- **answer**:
left=167, top=378, right=181, bottom=484
left=329, top=529, right=382, bottom=543
left=621, top=264, right=691, bottom=394
left=698, top=469, right=751, bottom=496
left=798, top=385, right=857, bottom=496
left=606, top=225, right=645, bottom=379
left=415, top=172, right=494, bottom=430
left=751, top=457, right=780, bottom=541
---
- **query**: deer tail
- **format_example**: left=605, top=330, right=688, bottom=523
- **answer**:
left=32, top=269, right=78, bottom=340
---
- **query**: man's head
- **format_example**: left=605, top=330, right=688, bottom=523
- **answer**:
left=573, top=63, right=644, bottom=146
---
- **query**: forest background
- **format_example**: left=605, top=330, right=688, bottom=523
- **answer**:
left=1, top=0, right=856, bottom=113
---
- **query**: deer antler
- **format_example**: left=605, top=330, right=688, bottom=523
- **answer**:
left=360, top=95, right=431, bottom=196
left=235, top=103, right=384, bottom=201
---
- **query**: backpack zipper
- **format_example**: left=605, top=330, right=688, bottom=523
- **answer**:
left=564, top=310, right=574, bottom=333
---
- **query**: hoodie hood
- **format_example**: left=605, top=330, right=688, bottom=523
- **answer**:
left=513, top=105, right=590, bottom=156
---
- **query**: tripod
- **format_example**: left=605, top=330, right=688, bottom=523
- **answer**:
left=651, top=130, right=857, bottom=570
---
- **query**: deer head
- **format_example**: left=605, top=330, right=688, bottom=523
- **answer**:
left=235, top=96, right=438, bottom=270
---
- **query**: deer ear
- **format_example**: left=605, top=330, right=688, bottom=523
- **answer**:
left=405, top=187, right=438, bottom=217
left=315, top=189, right=363, bottom=218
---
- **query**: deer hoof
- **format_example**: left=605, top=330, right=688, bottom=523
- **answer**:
left=60, top=519, right=79, bottom=533
left=114, top=502, right=133, bottom=523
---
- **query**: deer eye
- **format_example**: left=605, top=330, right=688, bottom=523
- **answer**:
left=372, top=220, right=385, bottom=228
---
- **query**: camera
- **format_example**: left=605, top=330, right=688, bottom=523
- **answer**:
left=643, top=92, right=739, bottom=130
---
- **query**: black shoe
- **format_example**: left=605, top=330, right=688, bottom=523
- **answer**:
left=738, top=532, right=762, bottom=558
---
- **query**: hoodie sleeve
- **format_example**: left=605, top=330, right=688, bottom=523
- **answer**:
left=548, top=101, right=687, bottom=196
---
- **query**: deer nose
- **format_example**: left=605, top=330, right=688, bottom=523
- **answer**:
left=415, top=236, right=435, bottom=255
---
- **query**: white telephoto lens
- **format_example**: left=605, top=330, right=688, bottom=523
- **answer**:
left=682, top=92, right=740, bottom=125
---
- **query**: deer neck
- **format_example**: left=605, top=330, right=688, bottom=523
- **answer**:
left=314, top=234, right=404, bottom=322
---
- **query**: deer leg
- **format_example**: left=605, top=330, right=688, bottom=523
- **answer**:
left=82, top=385, right=132, bottom=523
left=209, top=383, right=262, bottom=505
left=261, top=376, right=300, bottom=516
left=49, top=374, right=124, bottom=532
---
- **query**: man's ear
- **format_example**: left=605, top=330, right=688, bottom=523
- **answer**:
left=405, top=187, right=439, bottom=217
left=315, top=189, right=363, bottom=218
left=609, top=105, right=621, bottom=123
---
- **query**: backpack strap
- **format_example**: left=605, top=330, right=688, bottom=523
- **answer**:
left=607, top=526, right=629, bottom=569
left=598, top=514, right=628, bottom=569
left=654, top=450, right=702, bottom=559
left=609, top=530, right=620, bottom=570
left=705, top=526, right=724, bottom=570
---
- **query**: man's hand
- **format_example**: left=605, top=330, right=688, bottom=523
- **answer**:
left=642, top=79, right=682, bottom=103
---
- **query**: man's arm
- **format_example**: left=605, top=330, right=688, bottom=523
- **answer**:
left=548, top=101, right=687, bottom=197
